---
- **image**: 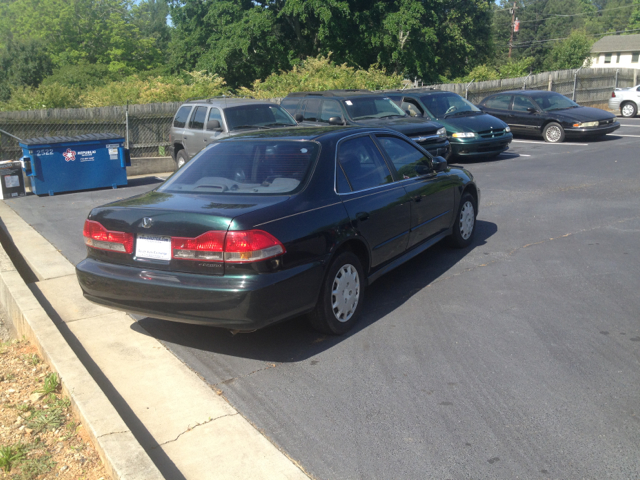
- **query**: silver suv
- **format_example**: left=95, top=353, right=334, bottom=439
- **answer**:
left=609, top=85, right=640, bottom=118
left=168, top=98, right=299, bottom=168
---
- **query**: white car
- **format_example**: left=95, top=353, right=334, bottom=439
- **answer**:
left=609, top=85, right=640, bottom=118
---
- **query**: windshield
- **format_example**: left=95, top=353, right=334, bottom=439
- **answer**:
left=224, top=105, right=297, bottom=131
left=159, top=140, right=319, bottom=195
left=530, top=93, right=579, bottom=111
left=420, top=93, right=481, bottom=118
left=344, top=97, right=406, bottom=120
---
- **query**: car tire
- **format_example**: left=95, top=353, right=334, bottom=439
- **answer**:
left=621, top=102, right=637, bottom=118
left=176, top=150, right=188, bottom=169
left=308, top=251, right=365, bottom=335
left=542, top=122, right=565, bottom=143
left=449, top=192, right=476, bottom=249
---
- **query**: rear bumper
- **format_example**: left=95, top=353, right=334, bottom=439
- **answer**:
left=564, top=122, right=620, bottom=137
left=76, top=258, right=324, bottom=331
left=451, top=133, right=513, bottom=157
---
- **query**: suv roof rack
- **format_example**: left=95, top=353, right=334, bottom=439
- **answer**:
left=183, top=95, right=256, bottom=103
left=286, top=89, right=372, bottom=98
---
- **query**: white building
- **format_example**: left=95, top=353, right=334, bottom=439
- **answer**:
left=589, top=34, right=640, bottom=69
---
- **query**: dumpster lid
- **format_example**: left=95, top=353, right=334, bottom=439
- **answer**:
left=20, top=133, right=124, bottom=146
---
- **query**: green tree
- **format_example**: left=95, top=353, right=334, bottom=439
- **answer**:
left=168, top=0, right=495, bottom=87
left=545, top=30, right=593, bottom=70
left=0, top=39, right=54, bottom=101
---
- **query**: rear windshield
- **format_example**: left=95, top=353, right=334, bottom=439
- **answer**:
left=159, top=140, right=319, bottom=195
left=344, top=97, right=406, bottom=120
left=224, top=105, right=297, bottom=131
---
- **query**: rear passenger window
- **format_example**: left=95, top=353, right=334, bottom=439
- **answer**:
left=483, top=95, right=512, bottom=110
left=189, top=106, right=207, bottom=130
left=376, top=136, right=431, bottom=179
left=338, top=136, right=392, bottom=192
left=173, top=106, right=192, bottom=128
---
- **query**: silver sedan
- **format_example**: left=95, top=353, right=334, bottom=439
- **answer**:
left=609, top=85, right=640, bottom=118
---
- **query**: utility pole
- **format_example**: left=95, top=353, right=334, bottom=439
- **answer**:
left=509, top=2, right=517, bottom=59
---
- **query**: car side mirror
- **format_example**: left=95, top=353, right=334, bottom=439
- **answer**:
left=207, top=119, right=222, bottom=131
left=294, top=113, right=304, bottom=122
left=527, top=107, right=538, bottom=113
left=433, top=156, right=447, bottom=172
left=328, top=116, right=344, bottom=126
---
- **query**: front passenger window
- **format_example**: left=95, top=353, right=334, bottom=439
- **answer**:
left=376, top=136, right=431, bottom=179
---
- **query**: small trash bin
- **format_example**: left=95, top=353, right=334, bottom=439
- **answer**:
left=0, top=160, right=26, bottom=199
left=19, top=133, right=130, bottom=196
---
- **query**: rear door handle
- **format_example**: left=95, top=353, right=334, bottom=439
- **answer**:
left=356, top=212, right=370, bottom=222
left=414, top=195, right=423, bottom=202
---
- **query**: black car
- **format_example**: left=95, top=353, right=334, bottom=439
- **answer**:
left=76, top=127, right=479, bottom=335
left=384, top=89, right=513, bottom=158
left=281, top=90, right=451, bottom=158
left=477, top=90, right=620, bottom=143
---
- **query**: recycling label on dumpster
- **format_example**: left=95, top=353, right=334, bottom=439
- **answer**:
left=107, top=144, right=120, bottom=160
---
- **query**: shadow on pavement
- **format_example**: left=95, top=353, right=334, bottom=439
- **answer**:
left=133, top=220, right=497, bottom=363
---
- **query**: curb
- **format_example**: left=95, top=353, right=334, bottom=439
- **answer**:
left=0, top=240, right=164, bottom=479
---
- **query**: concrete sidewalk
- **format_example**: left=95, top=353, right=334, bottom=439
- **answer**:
left=0, top=198, right=309, bottom=479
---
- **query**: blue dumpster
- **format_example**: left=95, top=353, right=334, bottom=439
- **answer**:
left=19, top=133, right=130, bottom=196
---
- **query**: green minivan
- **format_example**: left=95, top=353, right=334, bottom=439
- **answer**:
left=387, top=89, right=513, bottom=159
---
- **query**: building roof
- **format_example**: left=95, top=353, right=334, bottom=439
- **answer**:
left=591, top=34, right=640, bottom=53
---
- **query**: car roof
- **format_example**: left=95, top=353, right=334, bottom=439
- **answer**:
left=216, top=126, right=401, bottom=142
left=486, top=90, right=562, bottom=96
left=181, top=98, right=278, bottom=108
left=285, top=90, right=374, bottom=98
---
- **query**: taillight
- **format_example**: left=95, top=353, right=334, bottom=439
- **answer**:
left=172, top=231, right=225, bottom=261
left=83, top=220, right=134, bottom=254
left=171, top=230, right=284, bottom=263
left=612, top=91, right=616, bottom=98
left=224, top=230, right=284, bottom=263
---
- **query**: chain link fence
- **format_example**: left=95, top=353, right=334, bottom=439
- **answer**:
left=0, top=102, right=182, bottom=161
left=1, top=68, right=638, bottom=161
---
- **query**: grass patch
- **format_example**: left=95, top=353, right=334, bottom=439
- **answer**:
left=0, top=443, right=26, bottom=472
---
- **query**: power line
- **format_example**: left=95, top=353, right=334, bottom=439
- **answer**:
left=493, top=1, right=639, bottom=25
left=507, top=27, right=640, bottom=48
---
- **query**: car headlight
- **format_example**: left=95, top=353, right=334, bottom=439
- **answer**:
left=437, top=127, right=447, bottom=138
left=573, top=121, right=598, bottom=128
left=452, top=132, right=476, bottom=138
left=505, top=126, right=511, bottom=133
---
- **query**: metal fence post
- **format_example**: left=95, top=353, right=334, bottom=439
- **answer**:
left=465, top=80, right=474, bottom=100
left=125, top=102, right=130, bottom=150
left=614, top=69, right=619, bottom=89
left=548, top=74, right=553, bottom=91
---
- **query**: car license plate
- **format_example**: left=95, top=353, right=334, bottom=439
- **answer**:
left=136, top=234, right=171, bottom=261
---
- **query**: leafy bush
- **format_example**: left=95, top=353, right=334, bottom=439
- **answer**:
left=240, top=55, right=404, bottom=99
left=1, top=84, right=83, bottom=111
left=80, top=71, right=228, bottom=107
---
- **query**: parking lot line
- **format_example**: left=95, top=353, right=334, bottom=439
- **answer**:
left=614, top=134, right=640, bottom=137
left=619, top=125, right=640, bottom=127
left=512, top=140, right=589, bottom=146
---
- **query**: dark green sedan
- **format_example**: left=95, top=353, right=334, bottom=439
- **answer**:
left=387, top=90, right=513, bottom=159
left=76, top=127, right=479, bottom=335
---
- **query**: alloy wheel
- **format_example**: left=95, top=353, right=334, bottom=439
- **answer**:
left=545, top=125, right=562, bottom=143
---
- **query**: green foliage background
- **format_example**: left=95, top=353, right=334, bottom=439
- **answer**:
left=0, top=0, right=639, bottom=111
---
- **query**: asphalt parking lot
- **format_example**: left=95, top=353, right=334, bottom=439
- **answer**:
left=6, top=119, right=640, bottom=479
